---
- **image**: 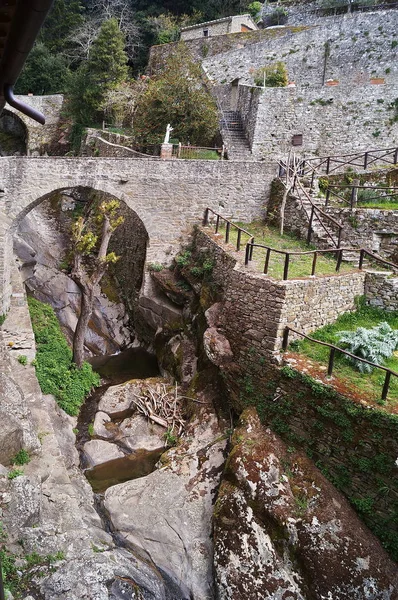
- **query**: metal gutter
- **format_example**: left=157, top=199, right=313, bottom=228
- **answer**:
left=0, top=0, right=54, bottom=122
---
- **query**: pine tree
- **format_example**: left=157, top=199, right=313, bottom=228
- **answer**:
left=67, top=18, right=128, bottom=125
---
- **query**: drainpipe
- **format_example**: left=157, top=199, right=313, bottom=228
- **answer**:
left=0, top=0, right=54, bottom=123
left=4, top=85, right=45, bottom=124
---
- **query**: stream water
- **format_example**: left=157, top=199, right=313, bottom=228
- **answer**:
left=76, top=347, right=161, bottom=491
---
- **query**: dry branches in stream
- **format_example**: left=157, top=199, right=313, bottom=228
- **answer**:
left=130, top=382, right=186, bottom=435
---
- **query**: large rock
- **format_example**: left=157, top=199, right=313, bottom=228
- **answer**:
left=203, top=327, right=233, bottom=367
left=83, top=440, right=125, bottom=468
left=104, top=408, right=228, bottom=600
left=98, top=378, right=166, bottom=418
left=214, top=408, right=398, bottom=599
left=0, top=411, right=23, bottom=465
left=119, top=414, right=165, bottom=452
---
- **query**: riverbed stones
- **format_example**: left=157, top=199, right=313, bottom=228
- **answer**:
left=93, top=411, right=113, bottom=439
left=119, top=415, right=165, bottom=452
left=214, top=408, right=398, bottom=599
left=83, top=440, right=125, bottom=467
left=104, top=407, right=227, bottom=600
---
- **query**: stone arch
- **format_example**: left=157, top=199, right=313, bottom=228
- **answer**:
left=0, top=109, right=28, bottom=156
left=10, top=186, right=149, bottom=350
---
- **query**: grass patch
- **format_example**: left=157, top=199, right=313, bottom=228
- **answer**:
left=213, top=220, right=353, bottom=279
left=290, top=302, right=398, bottom=403
left=28, top=297, right=100, bottom=416
left=180, top=148, right=220, bottom=160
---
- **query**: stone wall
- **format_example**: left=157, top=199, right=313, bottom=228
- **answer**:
left=5, top=95, right=64, bottom=155
left=365, top=271, right=398, bottom=311
left=0, top=156, right=276, bottom=312
left=196, top=229, right=365, bottom=360
left=322, top=206, right=398, bottom=257
left=180, top=15, right=257, bottom=41
left=202, top=12, right=398, bottom=88
left=236, top=82, right=398, bottom=158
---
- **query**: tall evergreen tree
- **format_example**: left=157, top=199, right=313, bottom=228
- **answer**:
left=67, top=18, right=128, bottom=125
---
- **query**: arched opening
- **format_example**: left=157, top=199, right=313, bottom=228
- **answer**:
left=0, top=109, right=28, bottom=155
left=13, top=186, right=149, bottom=357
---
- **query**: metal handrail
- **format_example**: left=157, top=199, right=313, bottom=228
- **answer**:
left=282, top=326, right=398, bottom=401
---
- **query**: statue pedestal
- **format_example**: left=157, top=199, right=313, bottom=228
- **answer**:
left=160, top=143, right=173, bottom=159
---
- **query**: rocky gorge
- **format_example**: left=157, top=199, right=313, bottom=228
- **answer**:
left=1, top=205, right=398, bottom=599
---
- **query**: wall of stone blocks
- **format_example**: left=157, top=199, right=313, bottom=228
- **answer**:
left=238, top=82, right=398, bottom=159
left=196, top=229, right=365, bottom=362
left=202, top=12, right=398, bottom=88
left=5, top=95, right=64, bottom=155
left=365, top=271, right=398, bottom=311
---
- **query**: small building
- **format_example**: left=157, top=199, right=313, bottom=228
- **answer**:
left=180, top=14, right=258, bottom=41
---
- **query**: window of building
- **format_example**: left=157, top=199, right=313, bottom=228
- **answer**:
left=203, top=29, right=209, bottom=37
left=292, top=134, right=303, bottom=146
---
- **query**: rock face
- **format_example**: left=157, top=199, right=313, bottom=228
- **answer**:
left=214, top=408, right=398, bottom=599
left=14, top=196, right=131, bottom=356
left=104, top=407, right=228, bottom=600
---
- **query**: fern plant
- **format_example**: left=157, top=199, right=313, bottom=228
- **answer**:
left=337, top=322, right=398, bottom=373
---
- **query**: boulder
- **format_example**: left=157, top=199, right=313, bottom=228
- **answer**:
left=93, top=411, right=114, bottom=440
left=119, top=415, right=165, bottom=452
left=214, top=408, right=398, bottom=599
left=83, top=440, right=125, bottom=468
left=104, top=408, right=227, bottom=600
left=98, top=378, right=166, bottom=419
left=203, top=327, right=233, bottom=367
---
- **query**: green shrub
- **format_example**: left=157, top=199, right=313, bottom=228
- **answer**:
left=12, top=449, right=30, bottom=465
left=266, top=6, right=288, bottom=26
left=8, top=468, right=23, bottom=480
left=18, top=355, right=28, bottom=365
left=338, top=322, right=398, bottom=373
left=254, top=61, right=288, bottom=88
left=28, top=298, right=100, bottom=416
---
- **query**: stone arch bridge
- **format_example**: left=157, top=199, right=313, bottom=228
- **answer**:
left=0, top=156, right=275, bottom=312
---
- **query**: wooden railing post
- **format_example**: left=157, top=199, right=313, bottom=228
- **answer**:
left=245, top=243, right=251, bottom=266
left=307, top=206, right=315, bottom=244
left=382, top=371, right=391, bottom=401
left=311, top=252, right=318, bottom=276
left=282, top=327, right=289, bottom=351
left=364, top=152, right=368, bottom=170
left=351, top=179, right=359, bottom=209
left=336, top=249, right=343, bottom=272
left=325, top=188, right=331, bottom=207
left=310, top=170, right=315, bottom=191
left=249, top=239, right=255, bottom=260
left=226, top=221, right=230, bottom=244
left=337, top=227, right=342, bottom=248
left=237, top=229, right=242, bottom=251
left=359, top=249, right=365, bottom=270
left=215, top=214, right=220, bottom=233
left=326, top=156, right=331, bottom=174
left=394, top=148, right=398, bottom=165
left=264, top=248, right=271, bottom=274
left=328, top=347, right=336, bottom=376
left=283, top=254, right=290, bottom=280
left=203, top=208, right=209, bottom=226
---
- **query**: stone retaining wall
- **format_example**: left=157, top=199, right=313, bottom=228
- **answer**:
left=196, top=229, right=365, bottom=364
left=365, top=271, right=398, bottom=311
left=237, top=82, right=398, bottom=159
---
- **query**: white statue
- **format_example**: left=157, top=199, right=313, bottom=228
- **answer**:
left=164, top=123, right=173, bottom=144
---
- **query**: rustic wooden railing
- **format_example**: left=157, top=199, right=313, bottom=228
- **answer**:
left=296, top=147, right=398, bottom=176
left=293, top=174, right=344, bottom=248
left=282, top=326, right=398, bottom=401
left=203, top=208, right=254, bottom=251
left=325, top=185, right=398, bottom=209
left=244, top=242, right=398, bottom=280
left=172, top=144, right=225, bottom=160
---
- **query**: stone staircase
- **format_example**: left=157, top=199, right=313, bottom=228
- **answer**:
left=220, top=111, right=254, bottom=161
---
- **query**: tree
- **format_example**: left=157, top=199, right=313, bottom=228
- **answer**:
left=15, top=42, right=69, bottom=95
left=67, top=18, right=129, bottom=125
left=40, top=0, right=85, bottom=54
left=280, top=151, right=300, bottom=236
left=133, top=43, right=219, bottom=146
left=70, top=193, right=124, bottom=367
